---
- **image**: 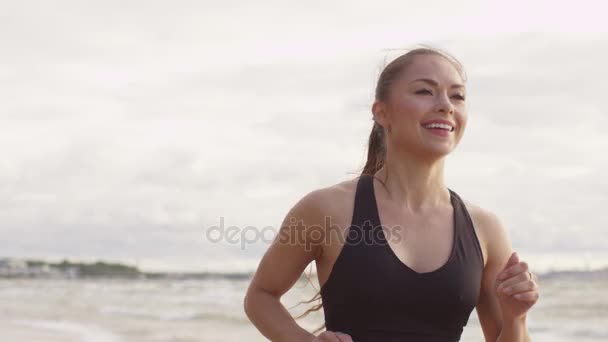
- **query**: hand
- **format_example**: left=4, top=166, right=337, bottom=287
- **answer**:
left=495, top=251, right=540, bottom=321
left=311, top=330, right=354, bottom=342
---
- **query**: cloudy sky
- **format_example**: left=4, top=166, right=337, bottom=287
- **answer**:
left=1, top=0, right=607, bottom=272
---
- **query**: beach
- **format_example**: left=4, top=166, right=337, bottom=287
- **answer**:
left=0, top=274, right=606, bottom=341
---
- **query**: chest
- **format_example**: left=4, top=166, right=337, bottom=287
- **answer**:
left=377, top=204, right=455, bottom=274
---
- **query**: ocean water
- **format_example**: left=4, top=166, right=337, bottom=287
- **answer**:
left=0, top=276, right=606, bottom=341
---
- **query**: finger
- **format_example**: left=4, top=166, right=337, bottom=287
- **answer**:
left=496, top=277, right=520, bottom=294
left=531, top=271, right=539, bottom=282
left=500, top=261, right=528, bottom=274
left=496, top=269, right=532, bottom=291
left=496, top=252, right=519, bottom=280
left=335, top=332, right=354, bottom=342
left=506, top=251, right=519, bottom=267
left=318, top=331, right=341, bottom=342
left=497, top=260, right=528, bottom=281
left=513, top=290, right=540, bottom=302
left=500, top=279, right=537, bottom=296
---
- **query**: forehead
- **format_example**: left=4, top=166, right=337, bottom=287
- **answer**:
left=400, top=54, right=464, bottom=86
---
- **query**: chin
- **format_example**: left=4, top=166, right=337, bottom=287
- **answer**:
left=423, top=146, right=453, bottom=159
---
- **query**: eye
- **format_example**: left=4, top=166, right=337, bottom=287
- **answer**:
left=416, top=89, right=466, bottom=101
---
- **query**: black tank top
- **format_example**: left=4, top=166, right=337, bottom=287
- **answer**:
left=320, top=174, right=484, bottom=342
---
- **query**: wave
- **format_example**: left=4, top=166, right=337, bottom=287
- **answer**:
left=99, top=306, right=250, bottom=324
left=11, top=319, right=122, bottom=342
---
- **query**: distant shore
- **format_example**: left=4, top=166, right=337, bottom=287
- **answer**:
left=0, top=257, right=252, bottom=280
left=1, top=257, right=607, bottom=281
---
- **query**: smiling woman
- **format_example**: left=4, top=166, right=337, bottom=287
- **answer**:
left=243, top=44, right=539, bottom=342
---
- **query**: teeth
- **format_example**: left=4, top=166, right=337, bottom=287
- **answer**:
left=423, top=123, right=454, bottom=131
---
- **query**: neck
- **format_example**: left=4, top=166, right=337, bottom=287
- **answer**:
left=375, top=148, right=450, bottom=213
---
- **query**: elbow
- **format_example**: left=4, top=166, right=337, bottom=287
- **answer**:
left=243, top=289, right=254, bottom=320
left=243, top=286, right=261, bottom=319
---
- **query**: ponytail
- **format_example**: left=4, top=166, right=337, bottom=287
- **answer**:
left=361, top=121, right=386, bottom=176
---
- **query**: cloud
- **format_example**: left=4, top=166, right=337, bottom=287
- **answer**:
left=1, top=1, right=607, bottom=271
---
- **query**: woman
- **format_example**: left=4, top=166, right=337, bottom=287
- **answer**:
left=244, top=46, right=540, bottom=341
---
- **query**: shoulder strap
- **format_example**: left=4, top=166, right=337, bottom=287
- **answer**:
left=448, top=188, right=485, bottom=266
left=350, top=174, right=381, bottom=230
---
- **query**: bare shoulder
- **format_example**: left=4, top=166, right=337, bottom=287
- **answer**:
left=461, top=199, right=512, bottom=268
left=244, top=176, right=360, bottom=299
left=297, top=176, right=359, bottom=217
left=294, top=176, right=360, bottom=251
left=462, top=199, right=503, bottom=235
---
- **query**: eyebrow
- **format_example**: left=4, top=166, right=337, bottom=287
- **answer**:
left=410, top=78, right=465, bottom=89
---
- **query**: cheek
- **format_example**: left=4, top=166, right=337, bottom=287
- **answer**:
left=392, top=98, right=428, bottom=127
left=392, top=93, right=428, bottom=113
left=453, top=114, right=467, bottom=141
left=457, top=112, right=467, bottom=130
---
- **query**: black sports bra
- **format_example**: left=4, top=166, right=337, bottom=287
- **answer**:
left=320, top=174, right=484, bottom=341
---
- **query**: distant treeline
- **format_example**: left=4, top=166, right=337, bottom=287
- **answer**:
left=2, top=258, right=607, bottom=281
left=1, top=258, right=255, bottom=280
left=44, top=260, right=141, bottom=278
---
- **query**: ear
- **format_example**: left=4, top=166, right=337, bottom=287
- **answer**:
left=372, top=100, right=390, bottom=128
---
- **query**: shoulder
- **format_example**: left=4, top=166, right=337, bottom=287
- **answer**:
left=285, top=176, right=360, bottom=232
left=283, top=176, right=359, bottom=256
left=294, top=176, right=359, bottom=215
left=462, top=199, right=505, bottom=237
left=460, top=199, right=513, bottom=268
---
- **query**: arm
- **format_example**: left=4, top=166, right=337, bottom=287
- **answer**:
left=473, top=209, right=533, bottom=342
left=243, top=190, right=326, bottom=342
left=497, top=317, right=530, bottom=342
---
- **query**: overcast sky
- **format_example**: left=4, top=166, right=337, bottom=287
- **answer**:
left=1, top=0, right=607, bottom=272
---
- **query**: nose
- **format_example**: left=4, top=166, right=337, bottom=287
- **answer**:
left=436, top=93, right=455, bottom=114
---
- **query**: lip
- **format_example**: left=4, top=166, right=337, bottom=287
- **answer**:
left=425, top=127, right=451, bottom=137
left=420, top=118, right=456, bottom=129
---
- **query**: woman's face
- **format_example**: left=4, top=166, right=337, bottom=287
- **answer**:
left=379, top=54, right=468, bottom=159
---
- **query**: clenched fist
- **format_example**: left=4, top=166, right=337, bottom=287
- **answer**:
left=311, top=330, right=354, bottom=342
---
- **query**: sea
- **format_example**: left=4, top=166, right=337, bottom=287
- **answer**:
left=0, top=273, right=606, bottom=342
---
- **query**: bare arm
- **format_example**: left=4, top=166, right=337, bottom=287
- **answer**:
left=243, top=190, right=326, bottom=342
left=473, top=209, right=532, bottom=342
